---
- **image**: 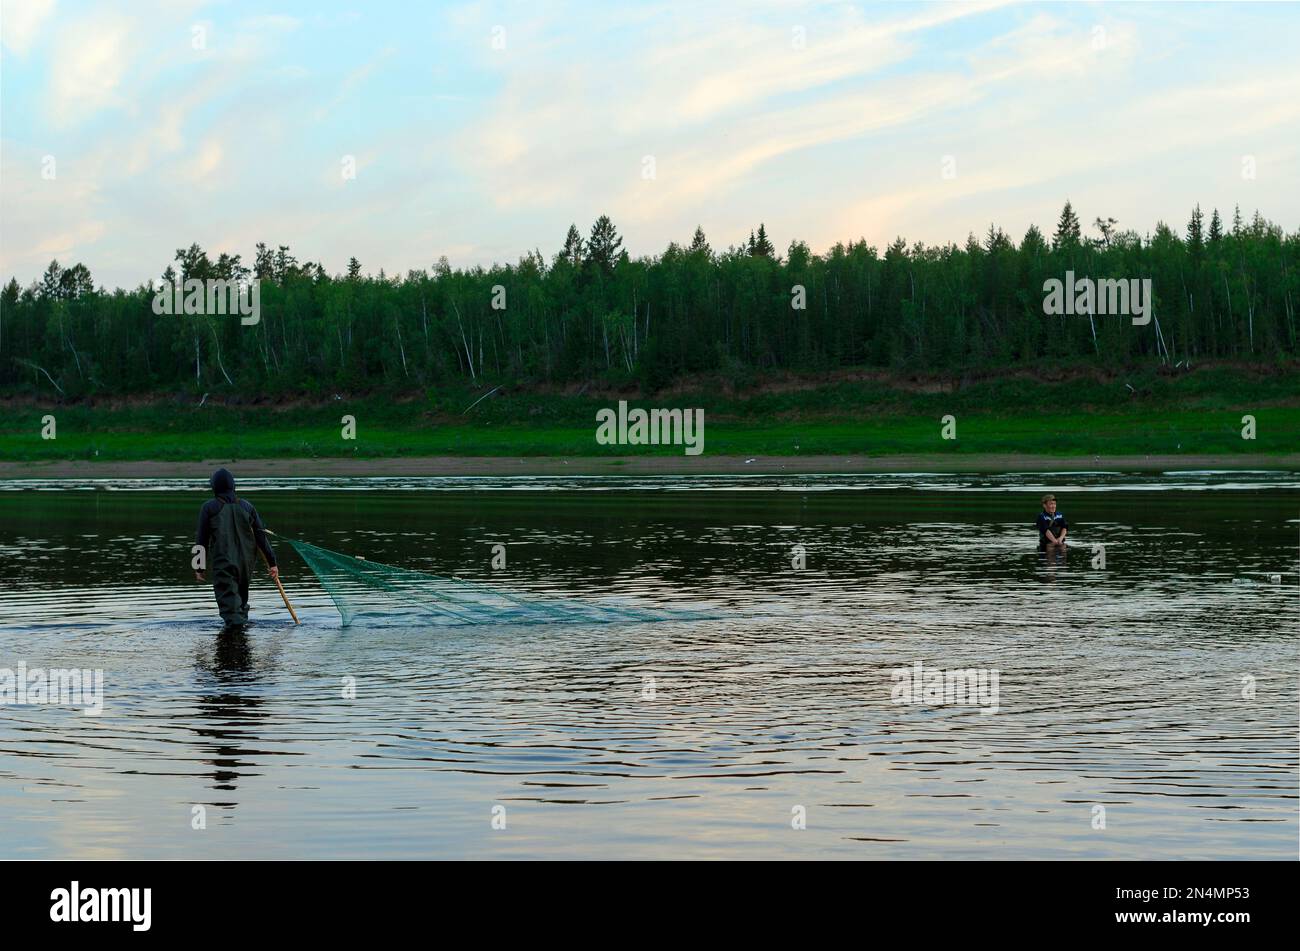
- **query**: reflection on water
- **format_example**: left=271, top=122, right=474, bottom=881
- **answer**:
left=0, top=474, right=1296, bottom=858
left=192, top=628, right=264, bottom=800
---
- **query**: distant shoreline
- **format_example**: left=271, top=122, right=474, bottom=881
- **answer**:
left=5, top=368, right=1299, bottom=466
left=2, top=453, right=1298, bottom=480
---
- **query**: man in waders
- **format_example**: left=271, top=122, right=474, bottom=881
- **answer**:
left=194, top=468, right=278, bottom=628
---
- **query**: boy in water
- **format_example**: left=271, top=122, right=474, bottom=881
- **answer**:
left=195, top=468, right=278, bottom=627
left=1036, top=493, right=1068, bottom=550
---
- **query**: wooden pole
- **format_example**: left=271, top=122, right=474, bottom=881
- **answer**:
left=258, top=544, right=299, bottom=625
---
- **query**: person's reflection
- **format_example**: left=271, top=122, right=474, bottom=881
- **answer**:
left=1037, top=543, right=1067, bottom=580
left=189, top=627, right=268, bottom=804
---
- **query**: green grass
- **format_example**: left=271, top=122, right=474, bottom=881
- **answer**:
left=2, top=367, right=1298, bottom=461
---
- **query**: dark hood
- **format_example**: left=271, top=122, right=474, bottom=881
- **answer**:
left=210, top=467, right=236, bottom=501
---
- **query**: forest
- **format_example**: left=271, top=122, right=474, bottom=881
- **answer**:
left=2, top=202, right=1296, bottom=399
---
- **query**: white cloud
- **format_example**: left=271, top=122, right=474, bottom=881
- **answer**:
left=185, top=137, right=223, bottom=183
left=48, top=18, right=131, bottom=124
left=0, top=0, right=56, bottom=56
left=666, top=0, right=1014, bottom=123
left=32, top=217, right=106, bottom=257
left=453, top=0, right=1019, bottom=222
left=0, top=142, right=103, bottom=278
left=4, top=0, right=1297, bottom=289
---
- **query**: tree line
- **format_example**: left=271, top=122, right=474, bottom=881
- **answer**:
left=2, top=204, right=1296, bottom=398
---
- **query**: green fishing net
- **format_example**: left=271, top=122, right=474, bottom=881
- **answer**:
left=285, top=539, right=699, bottom=627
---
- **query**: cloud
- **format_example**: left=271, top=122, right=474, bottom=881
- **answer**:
left=0, top=142, right=103, bottom=278
left=453, top=0, right=1018, bottom=221
left=821, top=63, right=1300, bottom=252
left=185, top=137, right=224, bottom=183
left=33, top=218, right=107, bottom=258
left=3, top=0, right=1297, bottom=289
left=0, top=0, right=56, bottom=56
left=668, top=0, right=1014, bottom=123
left=47, top=17, right=131, bottom=124
left=313, top=44, right=398, bottom=120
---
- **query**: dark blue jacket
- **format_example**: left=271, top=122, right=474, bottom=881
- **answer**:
left=1036, top=511, right=1068, bottom=547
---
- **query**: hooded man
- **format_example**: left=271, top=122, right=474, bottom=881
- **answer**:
left=195, top=468, right=278, bottom=627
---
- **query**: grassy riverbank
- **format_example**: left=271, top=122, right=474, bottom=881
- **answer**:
left=2, top=365, right=1297, bottom=463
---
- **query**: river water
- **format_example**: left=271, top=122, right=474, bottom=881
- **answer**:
left=0, top=472, right=1296, bottom=858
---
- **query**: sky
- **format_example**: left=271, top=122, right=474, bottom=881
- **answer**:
left=1, top=0, right=1298, bottom=289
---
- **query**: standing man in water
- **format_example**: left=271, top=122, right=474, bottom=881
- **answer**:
left=1036, top=493, right=1069, bottom=550
left=194, top=468, right=278, bottom=628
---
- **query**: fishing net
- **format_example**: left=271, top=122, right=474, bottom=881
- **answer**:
left=285, top=539, right=703, bottom=627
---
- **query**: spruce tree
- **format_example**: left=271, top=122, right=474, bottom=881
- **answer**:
left=1053, top=201, right=1082, bottom=249
left=688, top=226, right=711, bottom=256
left=1208, top=209, right=1223, bottom=243
left=585, top=215, right=623, bottom=274
left=559, top=224, right=584, bottom=268
left=1187, top=204, right=1204, bottom=256
left=39, top=260, right=64, bottom=299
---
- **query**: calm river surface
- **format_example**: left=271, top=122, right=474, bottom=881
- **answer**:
left=0, top=472, right=1296, bottom=859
